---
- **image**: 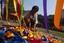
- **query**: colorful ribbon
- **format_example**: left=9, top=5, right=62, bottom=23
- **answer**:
left=0, top=0, right=2, bottom=19
left=2, top=0, right=5, bottom=19
left=43, top=0, right=49, bottom=33
left=20, top=0, right=24, bottom=36
left=0, top=27, right=28, bottom=43
left=20, top=0, right=24, bottom=24
left=13, top=0, right=24, bottom=36
left=17, top=0, right=21, bottom=20
left=54, top=0, right=64, bottom=30
left=13, top=0, right=17, bottom=11
left=13, top=0, right=20, bottom=22
left=9, top=29, right=28, bottom=43
left=6, top=0, right=9, bottom=21
left=13, top=0, right=17, bottom=16
left=6, top=29, right=27, bottom=43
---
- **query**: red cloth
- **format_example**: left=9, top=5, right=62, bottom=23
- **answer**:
left=28, top=38, right=42, bottom=43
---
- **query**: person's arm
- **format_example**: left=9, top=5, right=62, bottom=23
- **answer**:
left=22, top=14, right=27, bottom=27
left=23, top=12, right=30, bottom=27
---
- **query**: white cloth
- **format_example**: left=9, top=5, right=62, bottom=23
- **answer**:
left=35, top=13, right=38, bottom=24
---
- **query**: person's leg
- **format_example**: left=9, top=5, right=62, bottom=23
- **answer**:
left=31, top=19, right=35, bottom=28
left=30, top=19, right=35, bottom=31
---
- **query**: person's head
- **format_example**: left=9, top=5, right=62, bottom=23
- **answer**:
left=31, top=6, right=39, bottom=14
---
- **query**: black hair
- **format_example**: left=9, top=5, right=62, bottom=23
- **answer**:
left=32, top=6, right=39, bottom=12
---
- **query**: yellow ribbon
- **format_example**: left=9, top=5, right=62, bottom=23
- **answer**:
left=13, top=0, right=16, bottom=11
left=6, top=0, right=9, bottom=21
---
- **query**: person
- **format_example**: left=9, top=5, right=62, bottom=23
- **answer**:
left=22, top=6, right=39, bottom=30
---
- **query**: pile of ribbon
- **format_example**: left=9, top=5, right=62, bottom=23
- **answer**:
left=0, top=26, right=61, bottom=43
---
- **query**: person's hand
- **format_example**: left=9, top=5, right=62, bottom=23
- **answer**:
left=23, top=22, right=27, bottom=27
left=27, top=19, right=30, bottom=22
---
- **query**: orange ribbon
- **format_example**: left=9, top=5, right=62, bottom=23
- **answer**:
left=54, top=0, right=64, bottom=30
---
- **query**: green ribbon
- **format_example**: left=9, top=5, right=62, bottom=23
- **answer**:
left=20, top=0, right=24, bottom=25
